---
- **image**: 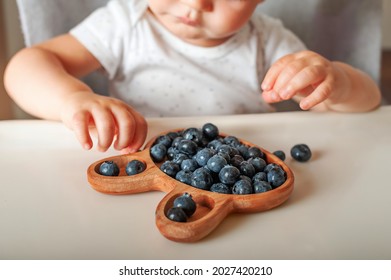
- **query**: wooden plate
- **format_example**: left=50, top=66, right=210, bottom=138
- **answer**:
left=87, top=130, right=294, bottom=242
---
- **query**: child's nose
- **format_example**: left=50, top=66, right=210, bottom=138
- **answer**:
left=180, top=0, right=213, bottom=12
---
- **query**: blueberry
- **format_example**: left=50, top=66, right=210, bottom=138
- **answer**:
left=181, top=158, right=199, bottom=172
left=173, top=193, right=196, bottom=217
left=150, top=143, right=167, bottom=162
left=167, top=146, right=179, bottom=160
left=264, top=163, right=280, bottom=173
left=273, top=150, right=286, bottom=161
left=191, top=167, right=213, bottom=190
left=171, top=136, right=184, bottom=148
left=239, top=161, right=256, bottom=178
left=267, top=167, right=286, bottom=188
left=177, top=139, right=198, bottom=156
left=218, top=165, right=240, bottom=185
left=99, top=161, right=120, bottom=176
left=154, top=134, right=172, bottom=148
left=248, top=157, right=267, bottom=173
left=183, top=127, right=203, bottom=145
left=125, top=160, right=146, bottom=176
left=206, top=154, right=227, bottom=173
left=239, top=175, right=252, bottom=184
left=291, top=144, right=312, bottom=162
left=217, top=151, right=231, bottom=162
left=230, top=154, right=244, bottom=168
left=207, top=139, right=223, bottom=150
left=202, top=123, right=219, bottom=140
left=172, top=153, right=189, bottom=165
left=167, top=131, right=180, bottom=140
left=160, top=161, right=180, bottom=178
left=210, top=183, right=232, bottom=194
left=195, top=148, right=216, bottom=167
left=253, top=180, right=272, bottom=193
left=232, top=179, right=253, bottom=195
left=252, top=172, right=267, bottom=183
left=166, top=207, right=187, bottom=222
left=217, top=144, right=233, bottom=157
left=247, top=146, right=264, bottom=159
left=223, top=135, right=240, bottom=147
left=237, top=145, right=250, bottom=159
left=175, top=170, right=193, bottom=185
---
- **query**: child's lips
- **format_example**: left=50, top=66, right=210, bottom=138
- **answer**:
left=177, top=16, right=200, bottom=27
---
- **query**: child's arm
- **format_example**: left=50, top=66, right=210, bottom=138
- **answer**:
left=4, top=34, right=147, bottom=152
left=261, top=50, right=382, bottom=112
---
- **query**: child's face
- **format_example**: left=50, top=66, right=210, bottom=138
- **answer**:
left=148, top=0, right=262, bottom=47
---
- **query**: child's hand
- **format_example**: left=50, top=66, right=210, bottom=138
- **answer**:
left=261, top=50, right=344, bottom=110
left=60, top=92, right=147, bottom=153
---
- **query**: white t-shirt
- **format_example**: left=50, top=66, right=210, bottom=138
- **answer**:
left=70, top=0, right=306, bottom=117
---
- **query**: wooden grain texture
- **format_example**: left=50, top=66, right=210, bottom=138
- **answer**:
left=87, top=130, right=294, bottom=242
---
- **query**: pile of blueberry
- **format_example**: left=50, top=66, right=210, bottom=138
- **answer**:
left=99, top=159, right=146, bottom=176
left=166, top=192, right=197, bottom=222
left=150, top=123, right=288, bottom=195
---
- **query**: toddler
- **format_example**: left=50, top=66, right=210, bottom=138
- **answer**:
left=4, top=0, right=381, bottom=153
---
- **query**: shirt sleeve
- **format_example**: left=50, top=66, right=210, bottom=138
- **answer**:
left=69, top=0, right=132, bottom=79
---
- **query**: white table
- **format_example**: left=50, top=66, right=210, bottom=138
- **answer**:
left=1, top=106, right=390, bottom=260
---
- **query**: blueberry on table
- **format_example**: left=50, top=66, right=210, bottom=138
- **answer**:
left=99, top=161, right=120, bottom=176
left=166, top=207, right=187, bottom=222
left=273, top=150, right=286, bottom=161
left=291, top=144, right=312, bottom=162
left=125, top=160, right=146, bottom=176
left=173, top=193, right=197, bottom=217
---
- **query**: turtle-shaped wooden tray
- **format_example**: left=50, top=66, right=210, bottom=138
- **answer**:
left=87, top=129, right=294, bottom=242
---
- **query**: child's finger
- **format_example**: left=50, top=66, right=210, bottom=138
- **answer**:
left=70, top=111, right=93, bottom=150
left=111, top=108, right=136, bottom=151
left=261, top=54, right=294, bottom=91
left=91, top=108, right=116, bottom=152
left=299, top=80, right=332, bottom=110
left=262, top=89, right=284, bottom=103
left=126, top=108, right=148, bottom=152
left=279, top=65, right=327, bottom=100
